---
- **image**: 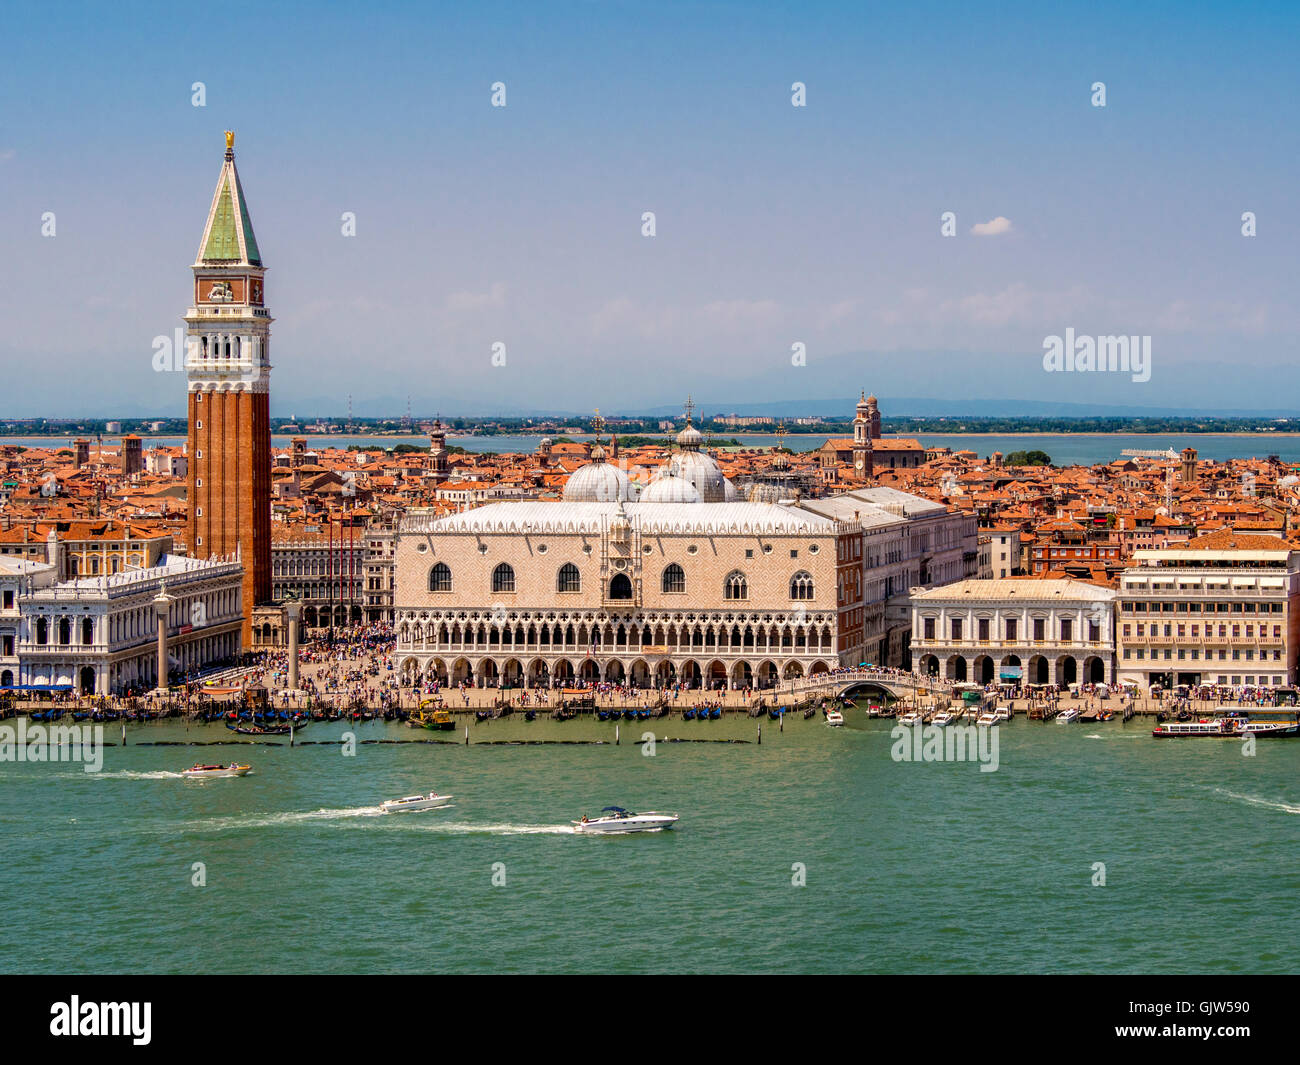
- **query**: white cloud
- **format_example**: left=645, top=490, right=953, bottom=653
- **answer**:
left=970, top=216, right=1013, bottom=237
left=445, top=282, right=506, bottom=311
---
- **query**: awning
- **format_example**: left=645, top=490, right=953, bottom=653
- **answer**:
left=999, top=669, right=1022, bottom=679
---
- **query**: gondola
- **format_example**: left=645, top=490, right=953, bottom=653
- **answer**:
left=597, top=709, right=610, bottom=721
left=225, top=721, right=292, bottom=736
left=682, top=708, right=696, bottom=720
left=709, top=707, right=722, bottom=720
left=475, top=710, right=491, bottom=722
left=524, top=709, right=537, bottom=721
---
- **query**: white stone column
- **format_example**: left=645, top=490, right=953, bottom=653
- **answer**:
left=153, top=583, right=172, bottom=693
left=286, top=598, right=302, bottom=691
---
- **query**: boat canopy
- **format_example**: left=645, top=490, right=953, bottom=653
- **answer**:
left=601, top=806, right=628, bottom=814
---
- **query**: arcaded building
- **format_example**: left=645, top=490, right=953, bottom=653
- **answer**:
left=393, top=420, right=978, bottom=689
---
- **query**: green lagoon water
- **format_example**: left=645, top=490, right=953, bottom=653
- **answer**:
left=2, top=711, right=1297, bottom=974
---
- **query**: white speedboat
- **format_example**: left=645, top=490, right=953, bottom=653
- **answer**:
left=182, top=762, right=251, bottom=779
left=573, top=807, right=679, bottom=834
left=825, top=710, right=845, bottom=726
left=931, top=709, right=956, bottom=727
left=1056, top=708, right=1080, bottom=724
left=976, top=708, right=1000, bottom=726
left=897, top=710, right=924, bottom=726
left=995, top=705, right=1012, bottom=721
left=380, top=791, right=453, bottom=813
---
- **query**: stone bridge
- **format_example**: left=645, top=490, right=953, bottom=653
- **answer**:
left=779, top=669, right=933, bottom=702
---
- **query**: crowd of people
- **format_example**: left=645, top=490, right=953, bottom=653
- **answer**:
left=8, top=623, right=1300, bottom=721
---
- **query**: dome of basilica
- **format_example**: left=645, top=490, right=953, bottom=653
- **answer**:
left=562, top=447, right=638, bottom=502
left=639, top=472, right=703, bottom=503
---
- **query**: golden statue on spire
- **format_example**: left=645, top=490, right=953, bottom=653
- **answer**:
left=224, top=130, right=235, bottom=150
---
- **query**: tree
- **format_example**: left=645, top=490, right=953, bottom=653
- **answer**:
left=1005, top=450, right=1052, bottom=467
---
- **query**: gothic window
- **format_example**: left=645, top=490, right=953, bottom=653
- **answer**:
left=662, top=563, right=685, bottom=593
left=492, top=563, right=515, bottom=593
left=789, top=571, right=814, bottom=600
left=428, top=563, right=452, bottom=592
left=557, top=563, right=580, bottom=593
left=725, top=571, right=748, bottom=600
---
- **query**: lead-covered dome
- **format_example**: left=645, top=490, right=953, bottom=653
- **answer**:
left=563, top=447, right=638, bottom=502
left=640, top=472, right=703, bottom=503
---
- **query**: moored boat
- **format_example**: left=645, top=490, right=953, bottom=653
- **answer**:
left=1056, top=708, right=1080, bottom=724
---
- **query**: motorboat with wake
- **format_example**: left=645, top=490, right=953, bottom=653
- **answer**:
left=182, top=762, right=251, bottom=779
left=824, top=709, right=845, bottom=726
left=379, top=791, right=454, bottom=813
left=572, top=807, right=679, bottom=834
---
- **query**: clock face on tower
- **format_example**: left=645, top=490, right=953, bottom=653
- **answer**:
left=855, top=458, right=865, bottom=471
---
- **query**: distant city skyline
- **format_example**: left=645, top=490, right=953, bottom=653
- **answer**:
left=4, top=1, right=1298, bottom=417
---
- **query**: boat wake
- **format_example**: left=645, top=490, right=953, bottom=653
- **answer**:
left=98, top=770, right=190, bottom=780
left=404, top=821, right=575, bottom=836
left=185, top=806, right=386, bottom=831
left=1214, top=789, right=1300, bottom=815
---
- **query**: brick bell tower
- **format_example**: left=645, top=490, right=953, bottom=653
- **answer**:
left=184, top=131, right=272, bottom=647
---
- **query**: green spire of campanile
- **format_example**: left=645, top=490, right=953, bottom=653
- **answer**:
left=196, top=131, right=262, bottom=266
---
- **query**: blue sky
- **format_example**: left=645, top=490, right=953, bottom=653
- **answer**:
left=2, top=0, right=1297, bottom=418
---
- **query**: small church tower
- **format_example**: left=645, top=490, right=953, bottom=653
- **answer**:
left=853, top=391, right=874, bottom=479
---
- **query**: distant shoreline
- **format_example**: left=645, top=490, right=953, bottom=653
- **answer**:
left=5, top=430, right=1300, bottom=442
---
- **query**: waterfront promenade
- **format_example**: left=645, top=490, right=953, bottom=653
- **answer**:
left=4, top=639, right=1289, bottom=724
